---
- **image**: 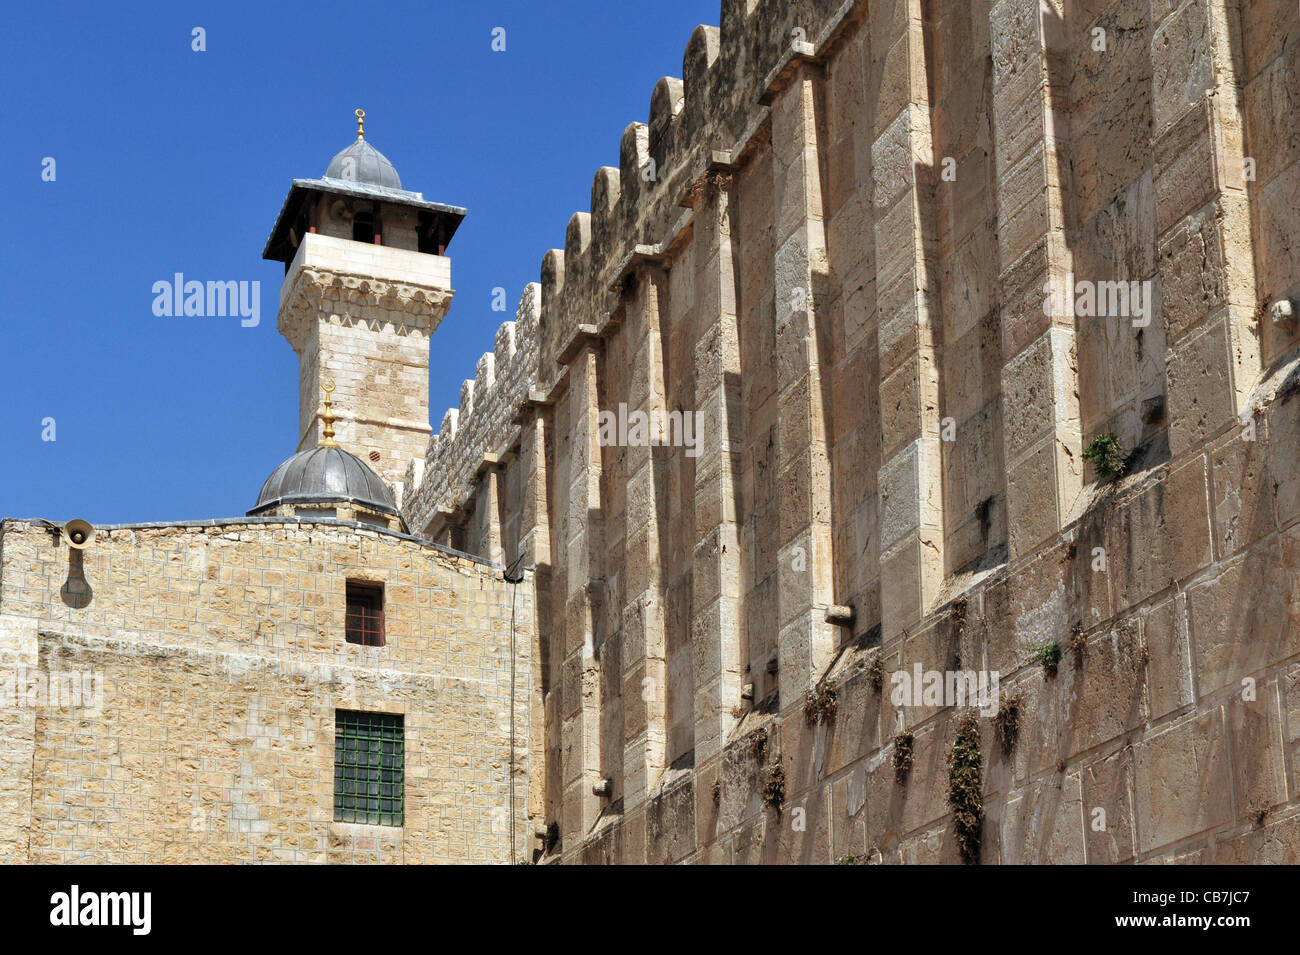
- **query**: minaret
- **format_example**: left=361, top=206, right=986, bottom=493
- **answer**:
left=263, top=109, right=465, bottom=501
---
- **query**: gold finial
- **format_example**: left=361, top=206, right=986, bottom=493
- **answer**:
left=321, top=380, right=339, bottom=446
left=355, top=108, right=366, bottom=140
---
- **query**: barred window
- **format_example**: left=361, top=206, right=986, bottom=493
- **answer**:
left=345, top=580, right=384, bottom=646
left=333, top=710, right=404, bottom=826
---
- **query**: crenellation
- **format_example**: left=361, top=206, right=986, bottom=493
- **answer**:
left=404, top=285, right=542, bottom=541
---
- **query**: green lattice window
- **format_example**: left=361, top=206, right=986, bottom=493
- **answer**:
left=333, top=710, right=404, bottom=826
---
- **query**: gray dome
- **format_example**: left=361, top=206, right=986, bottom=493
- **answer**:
left=325, top=139, right=402, bottom=190
left=250, top=445, right=398, bottom=517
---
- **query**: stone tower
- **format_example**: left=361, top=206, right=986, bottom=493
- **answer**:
left=263, top=109, right=466, bottom=500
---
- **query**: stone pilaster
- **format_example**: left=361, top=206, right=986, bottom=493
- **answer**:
left=514, top=407, right=552, bottom=859
left=1154, top=0, right=1261, bottom=456
left=474, top=460, right=505, bottom=566
left=870, top=0, right=945, bottom=636
left=690, top=170, right=744, bottom=769
left=768, top=63, right=837, bottom=704
left=558, top=342, right=605, bottom=847
left=620, top=265, right=669, bottom=808
left=990, top=0, right=1082, bottom=560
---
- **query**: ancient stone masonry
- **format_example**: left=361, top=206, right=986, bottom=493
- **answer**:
left=403, top=0, right=1300, bottom=863
left=0, top=520, right=532, bottom=863
left=2, top=0, right=1297, bottom=867
left=403, top=283, right=542, bottom=561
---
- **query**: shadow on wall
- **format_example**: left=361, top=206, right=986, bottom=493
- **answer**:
left=60, top=550, right=92, bottom=610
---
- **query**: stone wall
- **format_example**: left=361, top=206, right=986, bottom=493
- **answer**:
left=406, top=0, right=1300, bottom=863
left=0, top=518, right=533, bottom=864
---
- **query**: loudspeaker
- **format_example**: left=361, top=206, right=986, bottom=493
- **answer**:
left=63, top=519, right=95, bottom=550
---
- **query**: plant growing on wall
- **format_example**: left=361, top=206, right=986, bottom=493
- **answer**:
left=947, top=713, right=984, bottom=864
left=761, top=760, right=786, bottom=817
left=804, top=683, right=838, bottom=725
left=1083, top=432, right=1128, bottom=479
left=1030, top=641, right=1062, bottom=677
left=893, top=730, right=915, bottom=784
left=1067, top=621, right=1087, bottom=666
left=994, top=696, right=1021, bottom=756
left=867, top=654, right=885, bottom=693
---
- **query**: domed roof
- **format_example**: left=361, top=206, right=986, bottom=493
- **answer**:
left=325, top=138, right=403, bottom=191
left=249, top=445, right=399, bottom=517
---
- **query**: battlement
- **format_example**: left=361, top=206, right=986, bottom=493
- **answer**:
left=407, top=0, right=863, bottom=527
left=403, top=285, right=541, bottom=535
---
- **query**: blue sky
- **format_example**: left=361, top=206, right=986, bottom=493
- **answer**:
left=1, top=0, right=718, bottom=523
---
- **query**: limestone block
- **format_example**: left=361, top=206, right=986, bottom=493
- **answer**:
left=1228, top=679, right=1288, bottom=820
left=1003, top=436, right=1060, bottom=559
left=1080, top=746, right=1137, bottom=863
left=1144, top=596, right=1194, bottom=721
left=1104, top=455, right=1212, bottom=613
left=1157, top=204, right=1228, bottom=344
left=823, top=656, right=896, bottom=778
left=1001, top=774, right=1085, bottom=864
left=864, top=718, right=950, bottom=842
left=1257, top=163, right=1300, bottom=299
left=1151, top=0, right=1214, bottom=134
left=1133, top=708, right=1231, bottom=854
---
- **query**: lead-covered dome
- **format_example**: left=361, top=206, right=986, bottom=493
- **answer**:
left=249, top=445, right=399, bottom=517
left=324, top=138, right=403, bottom=191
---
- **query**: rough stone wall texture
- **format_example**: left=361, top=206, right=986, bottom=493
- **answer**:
left=407, top=0, right=1300, bottom=863
left=0, top=520, right=533, bottom=864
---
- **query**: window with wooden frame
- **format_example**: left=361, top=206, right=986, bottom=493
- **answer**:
left=345, top=580, right=385, bottom=647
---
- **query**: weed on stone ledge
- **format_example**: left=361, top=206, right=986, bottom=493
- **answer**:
left=994, top=696, right=1021, bottom=757
left=867, top=654, right=884, bottom=692
left=1067, top=621, right=1087, bottom=667
left=804, top=683, right=838, bottom=725
left=950, top=595, right=968, bottom=630
left=1030, top=641, right=1062, bottom=677
left=947, top=713, right=984, bottom=864
left=894, top=730, right=915, bottom=784
left=1083, top=432, right=1128, bottom=480
left=761, top=760, right=786, bottom=817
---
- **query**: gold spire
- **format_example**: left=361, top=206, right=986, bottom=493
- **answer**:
left=321, top=380, right=339, bottom=447
left=355, top=108, right=366, bottom=140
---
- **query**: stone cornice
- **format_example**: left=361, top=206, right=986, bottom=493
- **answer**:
left=278, top=266, right=454, bottom=346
